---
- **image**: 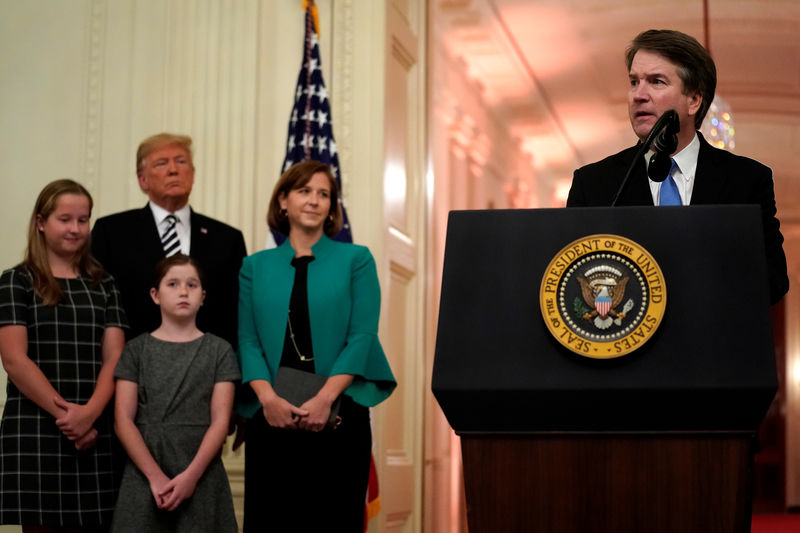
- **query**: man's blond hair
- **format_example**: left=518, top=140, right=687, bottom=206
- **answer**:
left=136, top=133, right=194, bottom=174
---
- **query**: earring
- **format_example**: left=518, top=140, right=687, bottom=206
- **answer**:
left=280, top=208, right=288, bottom=218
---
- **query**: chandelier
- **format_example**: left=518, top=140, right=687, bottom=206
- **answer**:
left=701, top=95, right=735, bottom=150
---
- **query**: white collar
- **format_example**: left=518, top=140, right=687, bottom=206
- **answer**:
left=149, top=202, right=191, bottom=226
left=671, top=132, right=700, bottom=178
left=645, top=132, right=700, bottom=181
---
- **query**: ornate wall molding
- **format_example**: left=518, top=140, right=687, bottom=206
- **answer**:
left=82, top=0, right=107, bottom=192
left=333, top=0, right=355, bottom=205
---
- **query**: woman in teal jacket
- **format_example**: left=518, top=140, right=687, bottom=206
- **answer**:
left=238, top=160, right=396, bottom=532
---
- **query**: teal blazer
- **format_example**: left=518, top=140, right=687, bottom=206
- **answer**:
left=237, top=235, right=396, bottom=418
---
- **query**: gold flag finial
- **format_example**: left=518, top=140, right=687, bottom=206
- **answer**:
left=302, top=0, right=320, bottom=37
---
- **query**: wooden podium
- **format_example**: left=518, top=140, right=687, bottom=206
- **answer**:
left=432, top=207, right=777, bottom=533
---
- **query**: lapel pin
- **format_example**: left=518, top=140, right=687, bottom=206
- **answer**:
left=201, top=227, right=208, bottom=234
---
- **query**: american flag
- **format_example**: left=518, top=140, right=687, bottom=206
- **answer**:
left=270, top=1, right=352, bottom=247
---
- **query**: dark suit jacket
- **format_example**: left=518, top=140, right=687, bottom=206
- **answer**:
left=91, top=205, right=247, bottom=345
left=567, top=133, right=789, bottom=304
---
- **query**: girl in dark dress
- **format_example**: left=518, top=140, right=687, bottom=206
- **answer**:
left=0, top=179, right=127, bottom=532
left=238, top=161, right=396, bottom=532
left=111, top=255, right=239, bottom=533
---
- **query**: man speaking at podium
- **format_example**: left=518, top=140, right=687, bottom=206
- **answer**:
left=567, top=29, right=789, bottom=305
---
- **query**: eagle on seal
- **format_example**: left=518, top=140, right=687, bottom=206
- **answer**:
left=577, top=272, right=630, bottom=330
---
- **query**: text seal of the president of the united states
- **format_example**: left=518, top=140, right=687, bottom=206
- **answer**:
left=539, top=234, right=666, bottom=359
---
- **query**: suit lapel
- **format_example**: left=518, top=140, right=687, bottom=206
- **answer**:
left=628, top=154, right=654, bottom=205
left=189, top=209, right=211, bottom=259
left=140, top=205, right=166, bottom=258
left=617, top=145, right=654, bottom=206
left=689, top=135, right=723, bottom=205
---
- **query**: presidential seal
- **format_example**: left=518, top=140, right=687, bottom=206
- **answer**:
left=539, top=234, right=666, bottom=359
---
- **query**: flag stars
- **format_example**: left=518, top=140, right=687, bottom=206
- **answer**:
left=316, top=111, right=328, bottom=128
left=306, top=85, right=317, bottom=101
left=301, top=109, right=315, bottom=123
left=279, top=8, right=353, bottom=242
left=316, top=85, right=328, bottom=102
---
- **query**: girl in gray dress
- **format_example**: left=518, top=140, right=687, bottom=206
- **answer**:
left=111, top=254, right=239, bottom=533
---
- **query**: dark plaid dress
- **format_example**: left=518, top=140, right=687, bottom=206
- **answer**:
left=0, top=266, right=128, bottom=526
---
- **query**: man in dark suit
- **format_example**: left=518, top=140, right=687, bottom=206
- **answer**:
left=567, top=29, right=789, bottom=304
left=92, top=133, right=247, bottom=344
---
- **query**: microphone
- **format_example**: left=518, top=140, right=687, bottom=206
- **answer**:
left=647, top=110, right=680, bottom=183
left=611, top=110, right=680, bottom=205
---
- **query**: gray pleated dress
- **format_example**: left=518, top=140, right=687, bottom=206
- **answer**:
left=110, top=333, right=240, bottom=533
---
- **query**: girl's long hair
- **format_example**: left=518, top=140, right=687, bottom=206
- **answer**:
left=24, top=179, right=104, bottom=305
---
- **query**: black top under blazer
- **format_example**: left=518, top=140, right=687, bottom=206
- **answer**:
left=567, top=133, right=789, bottom=305
left=91, top=205, right=247, bottom=346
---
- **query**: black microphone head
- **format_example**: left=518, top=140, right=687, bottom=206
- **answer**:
left=648, top=151, right=672, bottom=182
left=662, top=109, right=679, bottom=130
left=652, top=129, right=679, bottom=155
left=649, top=109, right=679, bottom=158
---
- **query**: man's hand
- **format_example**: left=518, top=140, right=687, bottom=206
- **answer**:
left=228, top=413, right=246, bottom=451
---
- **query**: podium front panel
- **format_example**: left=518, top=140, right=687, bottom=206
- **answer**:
left=432, top=206, right=777, bottom=432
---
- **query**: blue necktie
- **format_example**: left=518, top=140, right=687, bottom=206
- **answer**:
left=659, top=159, right=681, bottom=206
